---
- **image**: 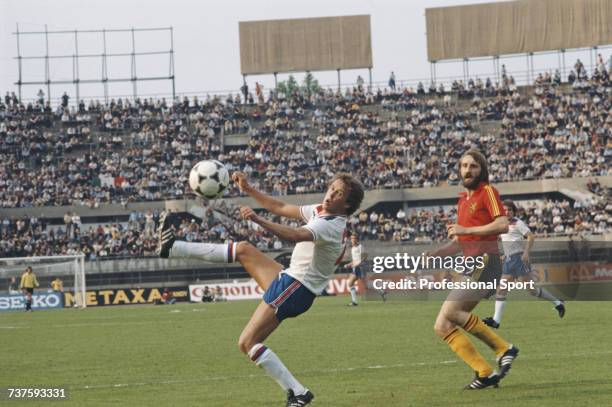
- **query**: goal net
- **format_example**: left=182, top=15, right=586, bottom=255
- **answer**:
left=0, top=255, right=86, bottom=309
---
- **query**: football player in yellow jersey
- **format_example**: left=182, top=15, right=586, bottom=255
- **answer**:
left=20, top=267, right=39, bottom=312
left=51, top=277, right=64, bottom=292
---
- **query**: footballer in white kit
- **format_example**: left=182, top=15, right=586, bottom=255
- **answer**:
left=157, top=172, right=364, bottom=407
left=282, top=203, right=348, bottom=294
left=483, top=200, right=565, bottom=329
left=344, top=234, right=372, bottom=306
left=346, top=234, right=364, bottom=305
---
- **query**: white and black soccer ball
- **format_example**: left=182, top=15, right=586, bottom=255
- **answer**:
left=188, top=160, right=230, bottom=199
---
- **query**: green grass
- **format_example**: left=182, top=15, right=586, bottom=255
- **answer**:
left=1, top=297, right=612, bottom=406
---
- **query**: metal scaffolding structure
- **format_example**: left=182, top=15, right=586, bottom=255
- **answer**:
left=13, top=24, right=175, bottom=104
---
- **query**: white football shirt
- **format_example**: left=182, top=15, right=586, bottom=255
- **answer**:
left=286, top=204, right=348, bottom=294
left=500, top=217, right=531, bottom=256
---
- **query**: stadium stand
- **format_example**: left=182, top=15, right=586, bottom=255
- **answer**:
left=0, top=60, right=610, bottom=261
left=1, top=61, right=609, bottom=207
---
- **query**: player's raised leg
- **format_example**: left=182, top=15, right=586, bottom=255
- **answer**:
left=233, top=241, right=284, bottom=290
left=157, top=211, right=231, bottom=260
left=157, top=212, right=282, bottom=288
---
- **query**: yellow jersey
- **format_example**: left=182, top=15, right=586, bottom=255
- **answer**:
left=51, top=279, right=63, bottom=291
left=20, top=272, right=39, bottom=289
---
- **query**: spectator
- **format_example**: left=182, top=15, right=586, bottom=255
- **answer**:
left=214, top=286, right=226, bottom=302
left=396, top=208, right=406, bottom=221
left=37, top=89, right=45, bottom=105
left=202, top=286, right=214, bottom=302
left=240, top=83, right=249, bottom=104
left=8, top=277, right=19, bottom=294
left=574, top=59, right=585, bottom=77
left=161, top=288, right=176, bottom=305
left=51, top=277, right=63, bottom=292
left=61, top=92, right=69, bottom=108
left=388, top=72, right=396, bottom=91
left=255, top=82, right=264, bottom=104
left=356, top=75, right=365, bottom=92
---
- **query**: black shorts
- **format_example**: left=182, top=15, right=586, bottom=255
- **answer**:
left=24, top=287, right=34, bottom=295
left=470, top=253, right=502, bottom=285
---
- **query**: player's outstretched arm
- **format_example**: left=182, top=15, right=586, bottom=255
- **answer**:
left=232, top=172, right=302, bottom=220
left=240, top=206, right=313, bottom=243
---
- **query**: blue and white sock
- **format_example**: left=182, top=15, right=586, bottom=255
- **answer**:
left=249, top=344, right=307, bottom=396
left=170, top=241, right=237, bottom=263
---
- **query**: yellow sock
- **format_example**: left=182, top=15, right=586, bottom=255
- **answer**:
left=443, top=328, right=493, bottom=377
left=464, top=313, right=510, bottom=357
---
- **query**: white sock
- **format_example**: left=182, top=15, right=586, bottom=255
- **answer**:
left=170, top=241, right=236, bottom=263
left=535, top=287, right=562, bottom=306
left=248, top=344, right=307, bottom=395
left=349, top=286, right=358, bottom=303
left=493, top=298, right=506, bottom=323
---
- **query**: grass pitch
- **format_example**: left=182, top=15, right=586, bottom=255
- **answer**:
left=2, top=297, right=612, bottom=406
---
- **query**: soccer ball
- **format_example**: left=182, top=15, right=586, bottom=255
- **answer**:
left=188, top=160, right=230, bottom=199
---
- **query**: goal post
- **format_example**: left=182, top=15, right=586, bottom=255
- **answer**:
left=0, top=255, right=87, bottom=309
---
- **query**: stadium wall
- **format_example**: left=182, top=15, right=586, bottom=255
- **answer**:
left=426, top=0, right=612, bottom=61
left=17, top=238, right=611, bottom=287
left=239, top=15, right=372, bottom=75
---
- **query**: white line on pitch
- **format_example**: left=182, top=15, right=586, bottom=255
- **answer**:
left=76, top=349, right=612, bottom=391
left=0, top=320, right=176, bottom=329
left=79, top=360, right=451, bottom=390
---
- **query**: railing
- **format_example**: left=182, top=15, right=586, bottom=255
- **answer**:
left=9, top=52, right=610, bottom=109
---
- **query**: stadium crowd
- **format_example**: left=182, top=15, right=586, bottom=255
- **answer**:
left=0, top=59, right=609, bottom=207
left=351, top=197, right=611, bottom=242
left=0, top=204, right=285, bottom=259
left=1, top=195, right=609, bottom=259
